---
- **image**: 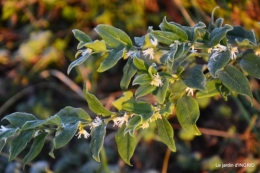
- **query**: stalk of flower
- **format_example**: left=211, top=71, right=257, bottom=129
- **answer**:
left=150, top=73, right=163, bottom=87
left=142, top=48, right=155, bottom=60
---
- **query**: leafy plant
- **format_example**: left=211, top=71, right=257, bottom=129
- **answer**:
left=1, top=7, right=260, bottom=169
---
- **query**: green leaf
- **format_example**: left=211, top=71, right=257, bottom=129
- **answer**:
left=56, top=106, right=92, bottom=124
left=150, top=31, right=179, bottom=45
left=135, top=84, right=156, bottom=98
left=217, top=65, right=253, bottom=103
left=83, top=84, right=112, bottom=116
left=196, top=80, right=221, bottom=98
left=84, top=40, right=107, bottom=52
left=156, top=116, right=176, bottom=152
left=124, top=116, right=142, bottom=136
left=240, top=53, right=260, bottom=78
left=208, top=6, right=219, bottom=32
left=227, top=26, right=257, bottom=45
left=122, top=99, right=153, bottom=114
left=112, top=91, right=133, bottom=111
left=207, top=25, right=233, bottom=48
left=115, top=124, right=136, bottom=166
left=77, top=41, right=85, bottom=49
left=9, top=130, right=34, bottom=161
left=159, top=17, right=188, bottom=41
left=97, top=46, right=125, bottom=72
left=54, top=122, right=79, bottom=149
left=67, top=50, right=92, bottom=74
left=120, top=58, right=137, bottom=90
left=193, top=28, right=210, bottom=42
left=22, top=115, right=62, bottom=130
left=72, top=29, right=92, bottom=43
left=176, top=96, right=201, bottom=135
left=90, top=122, right=106, bottom=162
left=208, top=50, right=231, bottom=78
left=142, top=34, right=155, bottom=49
left=133, top=57, right=148, bottom=72
left=154, top=78, right=169, bottom=104
left=132, top=74, right=151, bottom=85
left=160, top=102, right=174, bottom=116
left=3, top=113, right=36, bottom=128
left=0, top=140, right=5, bottom=154
left=215, top=18, right=224, bottom=28
left=183, top=68, right=207, bottom=92
left=94, top=24, right=132, bottom=48
left=134, top=36, right=145, bottom=46
left=0, top=127, right=19, bottom=141
left=23, top=132, right=48, bottom=169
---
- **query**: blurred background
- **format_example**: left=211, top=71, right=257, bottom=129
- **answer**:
left=1, top=0, right=260, bottom=172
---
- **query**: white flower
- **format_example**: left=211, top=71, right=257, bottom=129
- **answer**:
left=82, top=48, right=92, bottom=56
left=90, top=117, right=102, bottom=130
left=212, top=44, right=227, bottom=52
left=0, top=125, right=9, bottom=132
left=142, top=48, right=155, bottom=60
left=150, top=37, right=158, bottom=46
left=185, top=87, right=195, bottom=96
left=75, top=126, right=90, bottom=139
left=141, top=122, right=149, bottom=129
left=230, top=46, right=238, bottom=60
left=113, top=113, right=129, bottom=128
left=150, top=73, right=163, bottom=87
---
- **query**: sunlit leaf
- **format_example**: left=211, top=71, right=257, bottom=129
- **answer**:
left=156, top=116, right=176, bottom=152
left=159, top=17, right=188, bottom=41
left=120, top=58, right=137, bottom=90
left=115, top=124, right=136, bottom=166
left=240, top=53, right=260, bottom=78
left=122, top=99, right=153, bottom=114
left=67, top=50, right=92, bottom=74
left=154, top=78, right=169, bottom=104
left=72, top=29, right=92, bottom=43
left=196, top=80, right=221, bottom=98
left=84, top=83, right=112, bottom=116
left=90, top=122, right=106, bottom=162
left=207, top=25, right=233, bottom=48
left=112, top=91, right=133, bottom=111
left=95, top=24, right=132, bottom=48
left=132, top=74, right=151, bottom=85
left=84, top=40, right=107, bottom=52
left=151, top=31, right=179, bottom=45
left=217, top=65, right=253, bottom=104
left=135, top=84, right=156, bottom=98
left=176, top=96, right=201, bottom=135
left=97, top=46, right=125, bottom=72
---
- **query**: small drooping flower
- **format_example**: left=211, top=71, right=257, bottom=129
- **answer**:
left=142, top=48, right=155, bottom=60
left=75, top=125, right=90, bottom=139
left=150, top=73, right=163, bottom=87
left=149, top=112, right=162, bottom=122
left=90, top=117, right=103, bottom=130
left=230, top=46, right=239, bottom=60
left=185, top=87, right=195, bottom=96
left=82, top=48, right=92, bottom=56
left=212, top=44, right=227, bottom=52
left=141, top=122, right=149, bottom=129
left=113, top=112, right=129, bottom=128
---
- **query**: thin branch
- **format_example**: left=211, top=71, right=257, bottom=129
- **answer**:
left=161, top=148, right=171, bottom=173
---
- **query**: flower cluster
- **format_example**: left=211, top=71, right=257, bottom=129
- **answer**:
left=113, top=112, right=129, bottom=128
left=150, top=73, right=163, bottom=87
